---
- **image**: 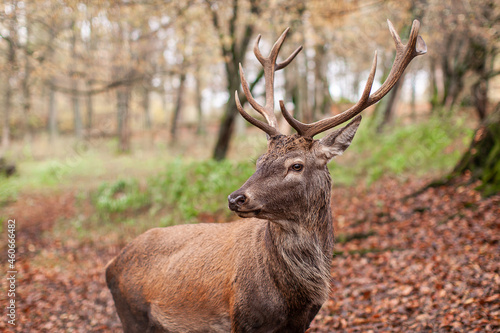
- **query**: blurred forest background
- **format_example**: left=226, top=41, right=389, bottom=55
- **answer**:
left=0, top=0, right=499, bottom=332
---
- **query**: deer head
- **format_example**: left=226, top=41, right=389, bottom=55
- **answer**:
left=228, top=21, right=426, bottom=223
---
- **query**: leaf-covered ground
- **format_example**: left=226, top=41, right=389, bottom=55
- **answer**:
left=1, top=176, right=498, bottom=332
left=311, top=177, right=499, bottom=332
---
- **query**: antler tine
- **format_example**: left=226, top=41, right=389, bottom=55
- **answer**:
left=239, top=64, right=277, bottom=127
left=280, top=51, right=378, bottom=137
left=368, top=19, right=426, bottom=103
left=235, top=91, right=279, bottom=137
left=253, top=34, right=265, bottom=65
left=281, top=19, right=427, bottom=139
left=238, top=28, right=303, bottom=137
left=280, top=100, right=308, bottom=135
left=254, top=27, right=302, bottom=70
left=276, top=45, right=303, bottom=70
left=387, top=19, right=404, bottom=51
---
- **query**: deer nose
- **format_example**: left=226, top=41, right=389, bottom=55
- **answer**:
left=228, top=193, right=247, bottom=211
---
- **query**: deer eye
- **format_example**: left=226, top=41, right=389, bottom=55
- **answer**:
left=290, top=163, right=303, bottom=172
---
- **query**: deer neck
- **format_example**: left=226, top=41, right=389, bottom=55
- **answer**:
left=268, top=169, right=333, bottom=248
left=263, top=173, right=333, bottom=305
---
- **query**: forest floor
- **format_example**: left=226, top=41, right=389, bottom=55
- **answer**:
left=0, top=174, right=498, bottom=332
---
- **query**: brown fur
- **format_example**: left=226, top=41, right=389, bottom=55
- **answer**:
left=106, top=118, right=361, bottom=333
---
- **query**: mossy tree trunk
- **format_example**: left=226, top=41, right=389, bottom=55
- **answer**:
left=452, top=104, right=500, bottom=196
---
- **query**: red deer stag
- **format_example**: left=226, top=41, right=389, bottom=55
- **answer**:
left=106, top=20, right=426, bottom=333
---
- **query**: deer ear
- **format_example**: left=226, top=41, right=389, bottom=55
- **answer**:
left=317, top=115, right=362, bottom=162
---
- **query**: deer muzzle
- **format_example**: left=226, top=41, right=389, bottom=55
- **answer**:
left=228, top=191, right=262, bottom=217
left=228, top=193, right=247, bottom=209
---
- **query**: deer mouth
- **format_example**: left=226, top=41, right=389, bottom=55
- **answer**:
left=234, top=209, right=261, bottom=218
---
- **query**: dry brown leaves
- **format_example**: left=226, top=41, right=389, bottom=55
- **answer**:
left=0, top=177, right=498, bottom=332
left=310, top=177, right=499, bottom=332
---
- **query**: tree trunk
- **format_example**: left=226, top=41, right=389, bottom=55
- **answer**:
left=410, top=72, right=417, bottom=120
left=22, top=56, right=32, bottom=144
left=298, top=53, right=311, bottom=123
left=452, top=103, right=500, bottom=196
left=213, top=68, right=264, bottom=160
left=48, top=80, right=58, bottom=142
left=282, top=3, right=305, bottom=128
left=72, top=86, right=83, bottom=140
left=472, top=80, right=488, bottom=120
left=210, top=0, right=259, bottom=161
left=117, top=86, right=131, bottom=152
left=22, top=23, right=33, bottom=145
left=195, top=65, right=205, bottom=135
left=71, top=20, right=83, bottom=140
left=284, top=59, right=299, bottom=135
left=213, top=91, right=238, bottom=160
left=85, top=4, right=94, bottom=133
left=444, top=74, right=463, bottom=111
left=142, top=83, right=151, bottom=130
left=2, top=80, right=12, bottom=153
left=2, top=1, right=17, bottom=152
left=377, top=72, right=405, bottom=132
left=170, top=72, right=186, bottom=143
left=313, top=44, right=332, bottom=118
left=469, top=39, right=489, bottom=121
left=86, top=80, right=93, bottom=132
left=45, top=18, right=58, bottom=142
left=296, top=20, right=311, bottom=123
left=430, top=58, right=445, bottom=110
left=162, top=85, right=168, bottom=126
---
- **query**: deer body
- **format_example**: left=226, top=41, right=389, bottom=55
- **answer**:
left=107, top=22, right=426, bottom=333
left=106, top=221, right=329, bottom=332
left=107, top=134, right=338, bottom=333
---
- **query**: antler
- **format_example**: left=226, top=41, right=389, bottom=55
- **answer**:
left=236, top=28, right=303, bottom=137
left=280, top=19, right=427, bottom=138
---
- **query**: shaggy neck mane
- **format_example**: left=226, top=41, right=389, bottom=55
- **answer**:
left=264, top=171, right=334, bottom=307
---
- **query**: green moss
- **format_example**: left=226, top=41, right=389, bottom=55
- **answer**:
left=453, top=106, right=500, bottom=197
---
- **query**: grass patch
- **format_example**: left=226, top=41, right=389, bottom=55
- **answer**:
left=88, top=158, right=255, bottom=225
left=329, top=114, right=472, bottom=185
left=148, top=158, right=254, bottom=222
left=0, top=149, right=107, bottom=205
left=0, top=160, right=68, bottom=205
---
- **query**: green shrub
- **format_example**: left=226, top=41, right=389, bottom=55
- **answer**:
left=330, top=115, right=472, bottom=185
left=90, top=159, right=255, bottom=224
left=148, top=159, right=255, bottom=222
left=94, top=179, right=150, bottom=214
